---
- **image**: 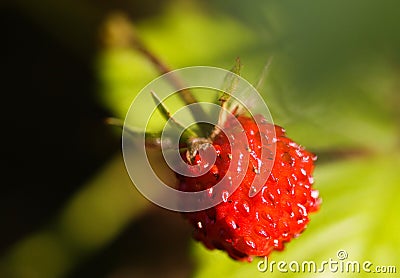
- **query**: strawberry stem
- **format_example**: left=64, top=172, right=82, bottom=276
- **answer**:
left=102, top=13, right=210, bottom=134
left=138, top=45, right=209, bottom=130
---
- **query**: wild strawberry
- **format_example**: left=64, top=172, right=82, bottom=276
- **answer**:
left=177, top=114, right=320, bottom=261
left=110, top=38, right=320, bottom=262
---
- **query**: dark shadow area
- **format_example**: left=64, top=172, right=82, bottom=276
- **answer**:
left=0, top=7, right=119, bottom=252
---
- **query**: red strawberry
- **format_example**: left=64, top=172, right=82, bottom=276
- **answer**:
left=177, top=114, right=320, bottom=261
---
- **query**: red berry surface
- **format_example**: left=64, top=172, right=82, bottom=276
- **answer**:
left=177, top=115, right=320, bottom=261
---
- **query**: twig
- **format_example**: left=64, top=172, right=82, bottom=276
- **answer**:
left=102, top=13, right=209, bottom=125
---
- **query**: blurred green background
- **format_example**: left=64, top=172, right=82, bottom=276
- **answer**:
left=1, top=0, right=399, bottom=277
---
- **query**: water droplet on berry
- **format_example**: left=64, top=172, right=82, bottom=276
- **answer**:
left=261, top=187, right=268, bottom=203
left=289, top=141, right=298, bottom=148
left=300, top=168, right=307, bottom=176
left=197, top=221, right=203, bottom=229
left=244, top=237, right=256, bottom=249
left=312, top=154, right=318, bottom=161
left=295, top=149, right=303, bottom=157
left=311, top=190, right=319, bottom=199
left=214, top=145, right=222, bottom=156
left=242, top=202, right=250, bottom=213
left=297, top=204, right=308, bottom=216
left=261, top=187, right=276, bottom=205
left=297, top=219, right=304, bottom=224
left=254, top=225, right=270, bottom=238
left=222, top=190, right=229, bottom=202
left=263, top=213, right=273, bottom=223
left=281, top=223, right=290, bottom=238
left=235, top=199, right=251, bottom=215
left=225, top=216, right=238, bottom=230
